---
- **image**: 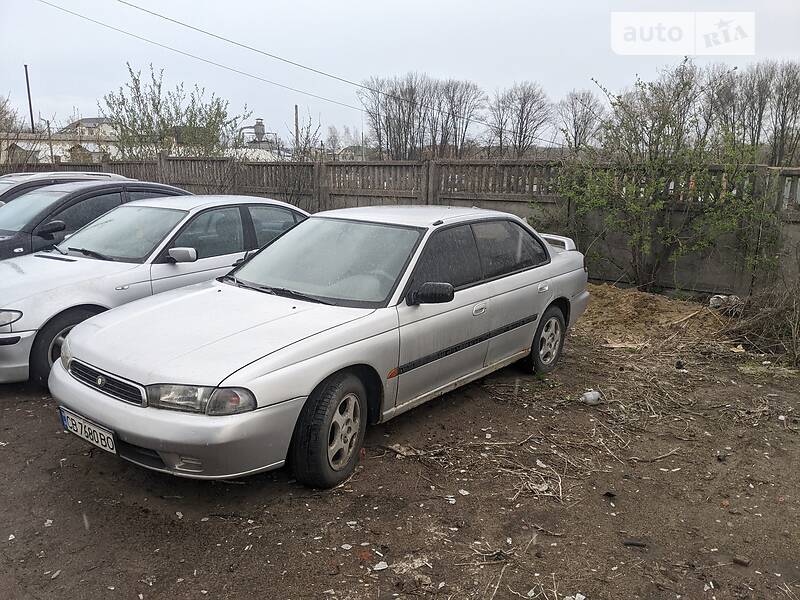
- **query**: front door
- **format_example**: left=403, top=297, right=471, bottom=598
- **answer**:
left=395, top=224, right=490, bottom=409
left=150, top=206, right=247, bottom=294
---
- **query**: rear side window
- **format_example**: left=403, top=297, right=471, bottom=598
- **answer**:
left=471, top=220, right=548, bottom=279
left=171, top=207, right=244, bottom=259
left=127, top=189, right=180, bottom=202
left=412, top=225, right=482, bottom=289
left=53, top=192, right=123, bottom=233
left=248, top=205, right=299, bottom=247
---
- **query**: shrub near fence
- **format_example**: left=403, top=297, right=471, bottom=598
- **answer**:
left=2, top=158, right=799, bottom=295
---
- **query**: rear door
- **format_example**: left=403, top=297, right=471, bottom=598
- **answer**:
left=471, top=219, right=556, bottom=367
left=150, top=205, right=247, bottom=294
left=31, top=189, right=123, bottom=251
left=394, top=224, right=490, bottom=409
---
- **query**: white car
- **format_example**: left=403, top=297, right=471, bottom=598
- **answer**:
left=50, top=206, right=589, bottom=487
left=0, top=195, right=307, bottom=386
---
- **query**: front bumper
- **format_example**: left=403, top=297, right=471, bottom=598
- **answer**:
left=49, top=361, right=307, bottom=479
left=0, top=330, right=36, bottom=384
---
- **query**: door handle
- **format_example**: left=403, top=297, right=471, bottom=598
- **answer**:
left=538, top=284, right=549, bottom=294
left=472, top=303, right=487, bottom=316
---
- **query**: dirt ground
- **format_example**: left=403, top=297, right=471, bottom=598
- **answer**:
left=1, top=284, right=798, bottom=600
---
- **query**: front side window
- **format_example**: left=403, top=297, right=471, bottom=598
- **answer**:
left=234, top=217, right=422, bottom=306
left=171, top=207, right=244, bottom=259
left=56, top=205, right=187, bottom=262
left=0, top=189, right=70, bottom=233
left=411, top=225, right=482, bottom=290
left=248, top=205, right=299, bottom=247
left=471, top=220, right=549, bottom=279
left=53, top=192, right=123, bottom=233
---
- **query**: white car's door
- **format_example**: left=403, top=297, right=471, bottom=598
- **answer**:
left=394, top=224, right=491, bottom=409
left=473, top=220, right=556, bottom=367
left=150, top=206, right=247, bottom=294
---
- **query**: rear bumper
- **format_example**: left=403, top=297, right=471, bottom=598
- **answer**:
left=569, top=289, right=590, bottom=328
left=49, top=361, right=307, bottom=479
left=0, top=330, right=35, bottom=384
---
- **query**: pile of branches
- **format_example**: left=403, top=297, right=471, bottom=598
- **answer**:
left=724, top=282, right=800, bottom=364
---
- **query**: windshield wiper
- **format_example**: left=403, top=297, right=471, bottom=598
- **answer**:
left=220, top=276, right=331, bottom=305
left=46, top=244, right=68, bottom=255
left=261, top=286, right=333, bottom=305
left=68, top=247, right=114, bottom=261
left=220, top=274, right=274, bottom=294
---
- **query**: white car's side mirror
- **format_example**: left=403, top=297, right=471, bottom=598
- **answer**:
left=168, top=247, right=198, bottom=263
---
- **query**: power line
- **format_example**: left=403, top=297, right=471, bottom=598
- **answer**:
left=35, top=0, right=365, bottom=113
left=111, top=0, right=564, bottom=148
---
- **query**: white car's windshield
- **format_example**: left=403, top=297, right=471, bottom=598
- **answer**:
left=234, top=217, right=422, bottom=307
left=56, top=205, right=187, bottom=263
left=0, top=189, right=69, bottom=232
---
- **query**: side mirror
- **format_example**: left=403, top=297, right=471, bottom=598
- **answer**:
left=167, top=247, right=198, bottom=263
left=37, top=220, right=67, bottom=238
left=407, top=282, right=455, bottom=306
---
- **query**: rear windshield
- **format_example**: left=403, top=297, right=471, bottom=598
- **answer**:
left=0, top=189, right=69, bottom=232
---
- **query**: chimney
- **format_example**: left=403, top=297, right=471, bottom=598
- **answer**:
left=254, top=118, right=265, bottom=142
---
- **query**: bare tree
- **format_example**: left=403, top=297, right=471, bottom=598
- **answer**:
left=504, top=82, right=553, bottom=157
left=768, top=61, right=800, bottom=166
left=557, top=89, right=604, bottom=152
left=740, top=61, right=773, bottom=158
left=441, top=79, right=486, bottom=158
left=486, top=89, right=512, bottom=157
left=289, top=109, right=322, bottom=159
left=326, top=125, right=341, bottom=158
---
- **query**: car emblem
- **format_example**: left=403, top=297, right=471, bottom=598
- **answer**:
left=96, top=376, right=106, bottom=388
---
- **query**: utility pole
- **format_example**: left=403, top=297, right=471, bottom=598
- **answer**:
left=294, top=104, right=299, bottom=158
left=24, top=65, right=35, bottom=133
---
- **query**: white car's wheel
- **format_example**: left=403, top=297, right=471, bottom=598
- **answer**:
left=521, top=305, right=566, bottom=375
left=290, top=372, right=368, bottom=488
left=30, top=307, right=101, bottom=388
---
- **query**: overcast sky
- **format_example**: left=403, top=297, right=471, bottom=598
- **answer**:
left=1, top=0, right=798, bottom=139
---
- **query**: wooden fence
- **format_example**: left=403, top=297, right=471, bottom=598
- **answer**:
left=3, top=158, right=800, bottom=294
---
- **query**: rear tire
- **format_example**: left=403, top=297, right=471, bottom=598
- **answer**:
left=290, top=372, right=368, bottom=489
left=520, top=305, right=566, bottom=375
left=30, top=307, right=101, bottom=388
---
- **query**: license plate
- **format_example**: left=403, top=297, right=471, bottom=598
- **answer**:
left=59, top=407, right=117, bottom=455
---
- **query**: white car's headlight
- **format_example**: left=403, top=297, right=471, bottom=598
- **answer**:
left=146, top=385, right=256, bottom=415
left=60, top=337, right=73, bottom=370
left=0, top=310, right=22, bottom=328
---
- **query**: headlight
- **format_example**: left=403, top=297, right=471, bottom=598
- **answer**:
left=60, top=337, right=73, bottom=371
left=0, top=310, right=22, bottom=328
left=145, top=385, right=256, bottom=415
left=146, top=385, right=215, bottom=413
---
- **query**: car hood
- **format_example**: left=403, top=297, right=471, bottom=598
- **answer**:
left=0, top=253, right=139, bottom=306
left=69, top=280, right=374, bottom=386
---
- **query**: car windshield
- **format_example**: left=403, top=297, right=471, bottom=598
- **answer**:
left=56, top=205, right=187, bottom=263
left=234, top=217, right=423, bottom=307
left=0, top=189, right=70, bottom=232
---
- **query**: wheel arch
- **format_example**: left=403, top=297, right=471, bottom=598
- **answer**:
left=307, top=363, right=385, bottom=426
left=32, top=304, right=109, bottom=352
left=548, top=296, right=571, bottom=326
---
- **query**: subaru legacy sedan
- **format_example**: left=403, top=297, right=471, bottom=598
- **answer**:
left=0, top=195, right=307, bottom=386
left=50, top=206, right=589, bottom=488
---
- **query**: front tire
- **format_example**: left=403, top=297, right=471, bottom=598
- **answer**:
left=290, top=372, right=368, bottom=489
left=521, top=305, right=566, bottom=375
left=30, top=307, right=101, bottom=388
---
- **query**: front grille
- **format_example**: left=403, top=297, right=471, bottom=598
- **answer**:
left=69, top=360, right=145, bottom=406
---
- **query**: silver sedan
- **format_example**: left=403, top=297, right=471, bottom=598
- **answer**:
left=50, top=206, right=589, bottom=488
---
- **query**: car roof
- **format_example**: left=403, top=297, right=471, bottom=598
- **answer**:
left=32, top=180, right=180, bottom=194
left=0, top=171, right=128, bottom=182
left=126, top=194, right=309, bottom=213
left=315, top=205, right=514, bottom=228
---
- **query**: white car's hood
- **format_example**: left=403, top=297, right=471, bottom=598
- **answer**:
left=69, top=280, right=373, bottom=385
left=0, top=253, right=138, bottom=305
